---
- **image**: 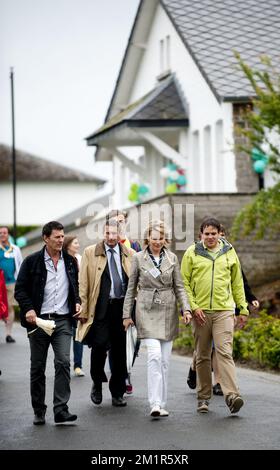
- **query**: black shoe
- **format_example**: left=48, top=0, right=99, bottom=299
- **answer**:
left=213, top=383, right=223, bottom=396
left=90, top=384, right=102, bottom=405
left=54, top=410, right=77, bottom=424
left=187, top=366, right=197, bottom=389
left=112, top=396, right=127, bottom=407
left=6, top=335, right=16, bottom=343
left=33, top=412, right=46, bottom=425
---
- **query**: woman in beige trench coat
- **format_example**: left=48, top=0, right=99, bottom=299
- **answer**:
left=123, top=220, right=192, bottom=418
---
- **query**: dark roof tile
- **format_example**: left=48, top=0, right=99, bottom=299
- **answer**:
left=161, top=0, right=280, bottom=99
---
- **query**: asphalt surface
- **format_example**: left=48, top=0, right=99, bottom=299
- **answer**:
left=0, top=322, right=279, bottom=451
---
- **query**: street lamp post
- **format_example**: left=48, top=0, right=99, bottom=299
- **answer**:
left=10, top=67, right=17, bottom=244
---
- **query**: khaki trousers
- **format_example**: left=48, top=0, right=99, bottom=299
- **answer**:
left=193, top=310, right=240, bottom=401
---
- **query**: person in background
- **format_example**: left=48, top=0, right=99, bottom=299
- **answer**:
left=123, top=220, right=192, bottom=418
left=0, top=267, right=9, bottom=323
left=0, top=226, right=23, bottom=343
left=106, top=209, right=142, bottom=395
left=182, top=217, right=249, bottom=415
left=63, top=235, right=85, bottom=377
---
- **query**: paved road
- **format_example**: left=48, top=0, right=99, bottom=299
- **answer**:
left=0, top=322, right=279, bottom=451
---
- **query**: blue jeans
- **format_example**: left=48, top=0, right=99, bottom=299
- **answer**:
left=73, top=326, right=83, bottom=369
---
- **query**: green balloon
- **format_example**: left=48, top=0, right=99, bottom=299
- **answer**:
left=177, top=174, right=187, bottom=186
left=138, top=184, right=149, bottom=195
left=130, top=183, right=139, bottom=192
left=16, top=236, right=27, bottom=248
left=251, top=147, right=267, bottom=162
left=128, top=192, right=138, bottom=202
left=253, top=159, right=266, bottom=174
left=165, top=183, right=178, bottom=194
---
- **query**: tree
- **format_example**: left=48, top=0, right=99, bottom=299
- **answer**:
left=232, top=54, right=280, bottom=240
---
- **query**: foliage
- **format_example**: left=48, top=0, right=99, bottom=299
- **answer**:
left=234, top=53, right=280, bottom=174
left=173, top=318, right=194, bottom=353
left=233, top=311, right=280, bottom=370
left=8, top=225, right=38, bottom=238
left=232, top=54, right=280, bottom=240
left=231, top=181, right=280, bottom=239
left=174, top=311, right=280, bottom=370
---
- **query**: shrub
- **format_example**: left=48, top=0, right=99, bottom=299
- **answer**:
left=173, top=319, right=194, bottom=354
left=174, top=311, right=280, bottom=370
left=233, top=310, right=280, bottom=369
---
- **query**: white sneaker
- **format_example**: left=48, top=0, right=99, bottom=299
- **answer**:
left=160, top=408, right=169, bottom=417
left=74, top=367, right=85, bottom=377
left=150, top=405, right=161, bottom=417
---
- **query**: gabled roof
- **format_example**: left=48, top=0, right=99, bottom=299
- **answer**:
left=161, top=0, right=280, bottom=101
left=86, top=75, right=189, bottom=145
left=102, top=0, right=280, bottom=127
left=0, top=144, right=105, bottom=184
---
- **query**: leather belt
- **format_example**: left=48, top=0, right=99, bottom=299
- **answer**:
left=40, top=313, right=70, bottom=320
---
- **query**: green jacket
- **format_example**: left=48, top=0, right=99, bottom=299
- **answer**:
left=181, top=239, right=249, bottom=315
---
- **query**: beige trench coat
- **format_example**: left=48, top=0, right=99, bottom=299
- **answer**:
left=76, top=241, right=135, bottom=343
left=123, top=248, right=191, bottom=341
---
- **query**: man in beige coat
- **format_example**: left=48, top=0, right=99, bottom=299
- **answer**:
left=77, top=219, right=135, bottom=407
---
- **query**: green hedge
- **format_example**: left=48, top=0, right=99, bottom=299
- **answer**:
left=173, top=311, right=280, bottom=370
left=173, top=320, right=194, bottom=354
left=233, top=311, right=280, bottom=370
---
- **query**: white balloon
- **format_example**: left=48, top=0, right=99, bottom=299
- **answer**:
left=159, top=167, right=170, bottom=178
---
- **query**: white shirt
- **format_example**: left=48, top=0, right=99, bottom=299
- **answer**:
left=41, top=249, right=69, bottom=315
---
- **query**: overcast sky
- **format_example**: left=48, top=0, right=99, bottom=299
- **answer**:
left=0, top=0, right=139, bottom=180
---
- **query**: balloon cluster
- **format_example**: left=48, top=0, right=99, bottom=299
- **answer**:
left=251, top=148, right=269, bottom=174
left=128, top=183, right=150, bottom=203
left=159, top=163, right=187, bottom=193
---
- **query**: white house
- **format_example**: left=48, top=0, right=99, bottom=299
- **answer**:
left=86, top=0, right=280, bottom=209
left=0, top=144, right=105, bottom=225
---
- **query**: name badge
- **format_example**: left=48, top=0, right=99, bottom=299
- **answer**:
left=4, top=252, right=14, bottom=259
left=149, top=267, right=161, bottom=278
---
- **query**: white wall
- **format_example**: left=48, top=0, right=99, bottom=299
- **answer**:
left=127, top=4, right=237, bottom=193
left=0, top=181, right=99, bottom=225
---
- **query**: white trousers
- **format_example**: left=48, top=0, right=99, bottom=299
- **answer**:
left=144, top=339, right=173, bottom=409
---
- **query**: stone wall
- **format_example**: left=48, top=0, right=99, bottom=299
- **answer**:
left=233, top=103, right=260, bottom=193
left=22, top=192, right=280, bottom=289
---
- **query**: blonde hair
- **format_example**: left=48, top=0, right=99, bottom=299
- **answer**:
left=143, top=220, right=171, bottom=247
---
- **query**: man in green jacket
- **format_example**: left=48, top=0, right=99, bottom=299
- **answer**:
left=181, top=217, right=249, bottom=414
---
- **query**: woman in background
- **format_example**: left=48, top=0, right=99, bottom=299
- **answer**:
left=63, top=235, right=85, bottom=377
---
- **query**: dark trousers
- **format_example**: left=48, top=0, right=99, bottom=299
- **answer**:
left=90, top=299, right=126, bottom=398
left=73, top=326, right=83, bottom=369
left=28, top=318, right=72, bottom=415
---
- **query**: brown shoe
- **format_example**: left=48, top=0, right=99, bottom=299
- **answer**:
left=197, top=400, right=209, bottom=413
left=227, top=395, right=244, bottom=414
